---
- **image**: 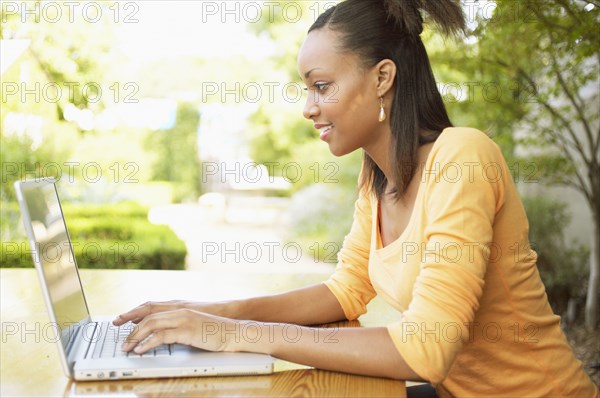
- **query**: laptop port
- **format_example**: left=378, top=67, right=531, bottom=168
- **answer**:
left=122, top=371, right=134, bottom=377
left=109, top=371, right=117, bottom=378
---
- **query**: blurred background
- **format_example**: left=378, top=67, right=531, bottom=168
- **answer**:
left=1, top=0, right=598, bottom=383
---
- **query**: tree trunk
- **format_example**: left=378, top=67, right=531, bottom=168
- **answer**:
left=585, top=213, right=599, bottom=330
left=566, top=297, right=577, bottom=326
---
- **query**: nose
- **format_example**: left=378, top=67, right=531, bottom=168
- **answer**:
left=302, top=94, right=320, bottom=120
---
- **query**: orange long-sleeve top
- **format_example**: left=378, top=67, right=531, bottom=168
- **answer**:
left=324, top=127, right=598, bottom=397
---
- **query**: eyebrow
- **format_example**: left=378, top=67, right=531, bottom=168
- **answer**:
left=304, top=68, right=322, bottom=79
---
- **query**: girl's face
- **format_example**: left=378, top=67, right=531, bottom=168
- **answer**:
left=297, top=28, right=391, bottom=157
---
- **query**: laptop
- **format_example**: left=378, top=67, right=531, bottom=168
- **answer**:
left=14, top=177, right=274, bottom=381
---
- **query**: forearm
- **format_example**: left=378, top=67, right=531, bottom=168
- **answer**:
left=216, top=283, right=346, bottom=326
left=114, top=283, right=345, bottom=328
left=233, top=321, right=422, bottom=381
left=119, top=304, right=421, bottom=380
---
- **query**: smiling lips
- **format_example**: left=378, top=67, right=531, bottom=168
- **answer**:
left=314, top=124, right=334, bottom=141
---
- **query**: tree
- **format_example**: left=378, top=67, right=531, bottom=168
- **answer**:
left=0, top=1, right=117, bottom=119
left=1, top=1, right=115, bottom=201
left=438, top=0, right=599, bottom=328
left=146, top=102, right=201, bottom=202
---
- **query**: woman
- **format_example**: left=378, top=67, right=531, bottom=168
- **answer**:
left=114, top=0, right=598, bottom=396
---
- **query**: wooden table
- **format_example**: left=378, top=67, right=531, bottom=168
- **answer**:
left=0, top=268, right=407, bottom=397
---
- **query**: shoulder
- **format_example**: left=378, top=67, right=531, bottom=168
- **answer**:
left=437, top=127, right=498, bottom=149
left=430, top=127, right=503, bottom=163
left=422, top=127, right=508, bottom=212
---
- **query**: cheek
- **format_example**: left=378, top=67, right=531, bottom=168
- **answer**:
left=341, top=80, right=376, bottom=121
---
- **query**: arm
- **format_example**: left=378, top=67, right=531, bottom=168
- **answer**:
left=238, top=321, right=423, bottom=380
left=385, top=129, right=504, bottom=383
left=113, top=282, right=346, bottom=327
left=120, top=309, right=423, bottom=381
left=227, top=283, right=347, bottom=325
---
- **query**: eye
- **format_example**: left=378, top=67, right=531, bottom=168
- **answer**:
left=313, top=82, right=330, bottom=92
left=303, top=82, right=330, bottom=93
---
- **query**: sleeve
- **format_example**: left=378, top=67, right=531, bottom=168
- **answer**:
left=323, top=188, right=377, bottom=320
left=387, top=129, right=506, bottom=384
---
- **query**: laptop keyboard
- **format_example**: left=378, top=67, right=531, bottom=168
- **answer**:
left=90, top=321, right=173, bottom=358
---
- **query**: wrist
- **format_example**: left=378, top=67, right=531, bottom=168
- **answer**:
left=232, top=320, right=278, bottom=355
left=191, top=300, right=244, bottom=319
left=215, top=299, right=246, bottom=319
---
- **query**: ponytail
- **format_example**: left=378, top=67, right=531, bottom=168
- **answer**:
left=383, top=0, right=466, bottom=38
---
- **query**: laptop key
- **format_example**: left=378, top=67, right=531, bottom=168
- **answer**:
left=170, top=344, right=192, bottom=353
left=154, top=346, right=171, bottom=357
left=114, top=348, right=128, bottom=357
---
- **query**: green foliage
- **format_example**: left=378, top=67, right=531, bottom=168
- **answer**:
left=522, top=196, right=590, bottom=315
left=446, top=0, right=597, bottom=191
left=428, top=36, right=525, bottom=154
left=0, top=132, right=70, bottom=201
left=1, top=0, right=156, bottom=205
left=1, top=202, right=186, bottom=270
left=289, top=141, right=362, bottom=192
left=1, top=0, right=117, bottom=117
left=248, top=107, right=316, bottom=167
left=0, top=201, right=22, bottom=244
left=286, top=183, right=357, bottom=262
left=245, top=1, right=321, bottom=78
left=64, top=202, right=148, bottom=218
left=146, top=102, right=201, bottom=202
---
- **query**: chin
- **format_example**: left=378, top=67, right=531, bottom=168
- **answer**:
left=327, top=143, right=354, bottom=157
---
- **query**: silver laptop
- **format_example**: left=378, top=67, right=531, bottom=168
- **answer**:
left=14, top=178, right=274, bottom=381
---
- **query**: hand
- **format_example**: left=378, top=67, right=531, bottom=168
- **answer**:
left=113, top=300, right=214, bottom=326
left=120, top=309, right=239, bottom=354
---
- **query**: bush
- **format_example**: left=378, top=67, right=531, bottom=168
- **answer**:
left=2, top=202, right=186, bottom=270
left=522, top=196, right=590, bottom=318
left=64, top=201, right=149, bottom=219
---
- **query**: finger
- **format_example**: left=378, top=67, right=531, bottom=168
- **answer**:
left=112, top=314, right=131, bottom=326
left=132, top=329, right=180, bottom=355
left=113, top=302, right=159, bottom=326
left=114, top=316, right=146, bottom=326
left=121, top=312, right=183, bottom=352
left=113, top=309, right=146, bottom=326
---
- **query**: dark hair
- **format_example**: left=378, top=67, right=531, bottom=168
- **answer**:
left=308, top=0, right=466, bottom=201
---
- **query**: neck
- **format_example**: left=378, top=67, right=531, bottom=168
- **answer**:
left=363, top=128, right=431, bottom=198
left=362, top=125, right=395, bottom=187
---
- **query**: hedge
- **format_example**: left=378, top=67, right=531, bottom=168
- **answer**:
left=1, top=202, right=186, bottom=270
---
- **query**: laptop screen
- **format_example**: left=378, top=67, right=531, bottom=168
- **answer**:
left=17, top=179, right=90, bottom=353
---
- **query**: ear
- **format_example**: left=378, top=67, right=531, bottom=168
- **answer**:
left=374, top=59, right=396, bottom=98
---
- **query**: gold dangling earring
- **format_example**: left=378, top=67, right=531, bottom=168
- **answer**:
left=378, top=97, right=386, bottom=122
